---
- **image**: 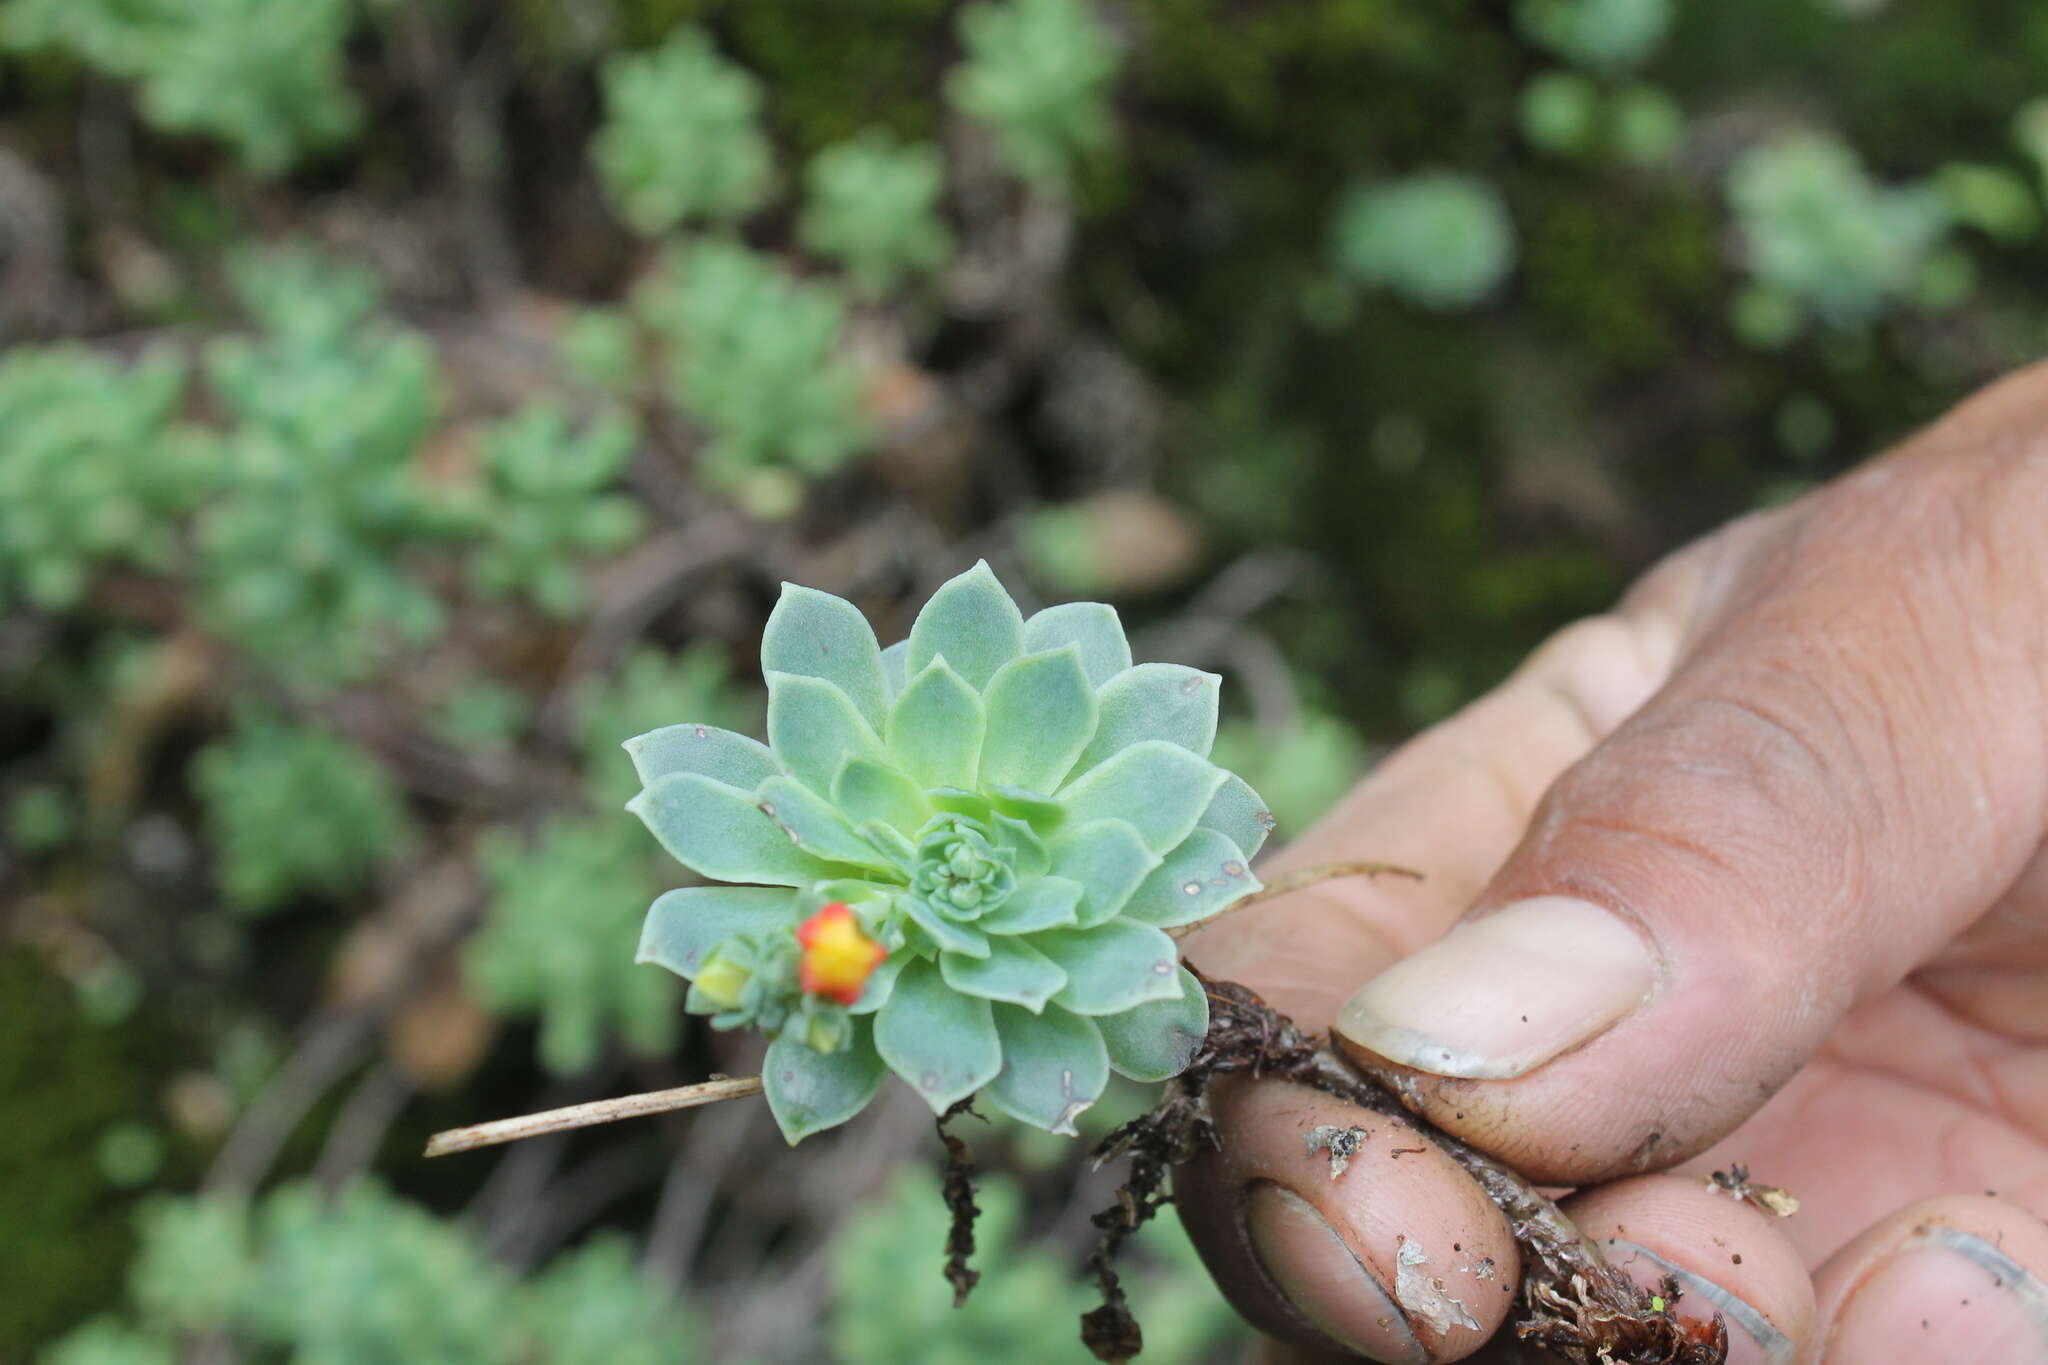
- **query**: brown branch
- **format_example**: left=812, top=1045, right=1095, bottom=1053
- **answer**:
left=422, top=1075, right=764, bottom=1158
left=1166, top=859, right=1424, bottom=941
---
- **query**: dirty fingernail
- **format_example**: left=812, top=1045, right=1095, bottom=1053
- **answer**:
left=1244, top=1184, right=1426, bottom=1364
left=1824, top=1228, right=2048, bottom=1365
left=1609, top=1239, right=1794, bottom=1365
left=1335, top=895, right=1655, bottom=1080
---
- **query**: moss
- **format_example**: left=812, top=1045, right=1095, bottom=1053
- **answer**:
left=0, top=950, right=187, bottom=1352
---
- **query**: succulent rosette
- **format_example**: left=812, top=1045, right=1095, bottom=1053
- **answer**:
left=626, top=562, right=1273, bottom=1142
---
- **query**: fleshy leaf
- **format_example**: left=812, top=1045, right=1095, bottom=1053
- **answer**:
left=898, top=895, right=991, bottom=958
left=985, top=784, right=1066, bottom=828
left=904, top=560, right=1024, bottom=690
left=623, top=724, right=779, bottom=790
left=753, top=775, right=889, bottom=867
left=833, top=757, right=932, bottom=834
left=887, top=658, right=984, bottom=790
left=628, top=773, right=848, bottom=885
left=879, top=639, right=909, bottom=696
left=985, top=1004, right=1108, bottom=1134
left=939, top=937, right=1067, bottom=1011
left=855, top=819, right=916, bottom=868
left=1074, top=663, right=1221, bottom=774
left=1058, top=741, right=1228, bottom=854
left=764, top=1024, right=886, bottom=1143
left=849, top=949, right=910, bottom=1014
left=1120, top=828, right=1260, bottom=930
left=990, top=812, right=1049, bottom=881
left=1022, top=601, right=1131, bottom=686
left=766, top=671, right=888, bottom=795
left=977, top=645, right=1098, bottom=792
left=1050, top=820, right=1162, bottom=927
left=874, top=958, right=1002, bottom=1112
left=761, top=582, right=891, bottom=733
left=1199, top=772, right=1276, bottom=861
left=1035, top=920, right=1184, bottom=1015
left=637, top=885, right=800, bottom=977
left=975, top=874, right=1082, bottom=934
left=1096, top=966, right=1210, bottom=1082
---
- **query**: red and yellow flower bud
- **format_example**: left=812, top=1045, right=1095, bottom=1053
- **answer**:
left=795, top=901, right=886, bottom=1006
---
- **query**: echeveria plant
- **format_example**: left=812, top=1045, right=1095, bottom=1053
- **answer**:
left=626, top=563, right=1271, bottom=1142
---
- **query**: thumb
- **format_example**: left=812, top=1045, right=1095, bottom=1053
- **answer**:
left=1334, top=394, right=2048, bottom=1184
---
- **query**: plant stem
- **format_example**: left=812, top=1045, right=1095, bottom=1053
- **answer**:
left=422, top=1075, right=764, bottom=1157
left=1166, top=859, right=1423, bottom=940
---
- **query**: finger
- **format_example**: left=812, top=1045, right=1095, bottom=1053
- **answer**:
left=1333, top=412, right=2048, bottom=1183
left=1559, top=1175, right=1815, bottom=1365
left=1183, top=546, right=1704, bottom=1033
left=1175, top=1077, right=1521, bottom=1363
left=1811, top=1195, right=2048, bottom=1364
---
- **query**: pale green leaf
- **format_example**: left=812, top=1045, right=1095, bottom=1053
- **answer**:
left=984, top=784, right=1066, bottom=828
left=875, top=958, right=1002, bottom=1111
left=879, top=639, right=909, bottom=695
left=1049, top=820, right=1162, bottom=927
left=754, top=775, right=889, bottom=867
left=1198, top=772, right=1276, bottom=861
left=905, top=560, right=1024, bottom=690
left=1074, top=663, right=1220, bottom=774
left=636, top=885, right=800, bottom=978
left=764, top=1025, right=886, bottom=1143
left=855, top=819, right=916, bottom=868
left=1035, top=920, right=1183, bottom=1015
left=1120, top=828, right=1260, bottom=929
left=886, top=658, right=984, bottom=790
left=622, top=724, right=779, bottom=790
left=767, top=671, right=888, bottom=795
left=628, top=773, right=848, bottom=885
left=1059, top=741, right=1228, bottom=854
left=1096, top=965, right=1210, bottom=1082
left=977, top=645, right=1098, bottom=792
left=990, top=812, right=1049, bottom=881
left=985, top=1004, right=1108, bottom=1134
left=1021, top=601, right=1131, bottom=686
left=849, top=948, right=909, bottom=1014
left=939, top=937, right=1067, bottom=1011
left=761, top=582, right=891, bottom=733
left=975, top=874, right=1081, bottom=934
left=899, top=895, right=991, bottom=958
left=833, top=757, right=932, bottom=834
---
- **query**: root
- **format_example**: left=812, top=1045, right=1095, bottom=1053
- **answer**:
left=937, top=1099, right=985, bottom=1308
left=1080, top=970, right=1730, bottom=1365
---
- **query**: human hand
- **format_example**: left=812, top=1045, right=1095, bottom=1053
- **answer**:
left=1176, top=364, right=2048, bottom=1364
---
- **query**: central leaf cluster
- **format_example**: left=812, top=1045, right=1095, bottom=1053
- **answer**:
left=624, top=562, right=1273, bottom=1143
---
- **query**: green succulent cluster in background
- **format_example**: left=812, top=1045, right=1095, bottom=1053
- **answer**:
left=192, top=713, right=407, bottom=916
left=0, top=345, right=193, bottom=609
left=1726, top=131, right=1961, bottom=342
left=50, top=1182, right=700, bottom=1365
left=194, top=250, right=458, bottom=682
left=466, top=815, right=678, bottom=1076
left=628, top=563, right=1270, bottom=1142
left=1515, top=0, right=1672, bottom=73
left=0, top=0, right=360, bottom=175
left=466, top=403, right=643, bottom=618
left=947, top=0, right=1120, bottom=191
left=635, top=239, right=871, bottom=515
left=800, top=132, right=955, bottom=296
left=574, top=642, right=761, bottom=800
left=592, top=27, right=774, bottom=235
left=1333, top=171, right=1520, bottom=312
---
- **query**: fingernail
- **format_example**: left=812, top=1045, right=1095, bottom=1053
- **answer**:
left=1825, top=1227, right=2048, bottom=1365
left=1244, top=1184, right=1427, bottom=1364
left=1335, top=896, right=1655, bottom=1080
left=1608, top=1239, right=1794, bottom=1365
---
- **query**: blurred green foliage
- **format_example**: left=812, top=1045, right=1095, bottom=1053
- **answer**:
left=593, top=27, right=775, bottom=234
left=466, top=815, right=679, bottom=1075
left=947, top=0, right=1120, bottom=191
left=467, top=404, right=644, bottom=618
left=1332, top=171, right=1520, bottom=312
left=193, top=714, right=407, bottom=915
left=801, top=132, right=955, bottom=295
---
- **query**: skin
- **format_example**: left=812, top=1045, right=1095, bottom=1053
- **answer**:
left=1177, top=361, right=2048, bottom=1364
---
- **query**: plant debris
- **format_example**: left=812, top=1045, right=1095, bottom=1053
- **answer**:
left=1303, top=1123, right=1370, bottom=1178
left=1077, top=969, right=1732, bottom=1365
left=1705, top=1163, right=1801, bottom=1218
